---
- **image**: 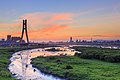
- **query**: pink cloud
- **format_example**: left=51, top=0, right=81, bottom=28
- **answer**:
left=0, top=12, right=76, bottom=40
left=27, top=24, right=70, bottom=39
left=19, top=12, right=76, bottom=27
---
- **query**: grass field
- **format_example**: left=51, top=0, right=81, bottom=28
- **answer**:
left=1, top=46, right=120, bottom=80
left=72, top=46, right=120, bottom=62
left=0, top=47, right=18, bottom=80
left=32, top=56, right=120, bottom=80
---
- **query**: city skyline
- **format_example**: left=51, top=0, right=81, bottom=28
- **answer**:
left=0, top=0, right=120, bottom=41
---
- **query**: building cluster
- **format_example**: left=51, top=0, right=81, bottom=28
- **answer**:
left=68, top=37, right=120, bottom=46
left=0, top=35, right=120, bottom=47
left=0, top=35, right=25, bottom=46
left=69, top=37, right=120, bottom=43
left=69, top=37, right=89, bottom=43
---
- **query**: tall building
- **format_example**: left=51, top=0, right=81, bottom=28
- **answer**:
left=70, top=37, right=73, bottom=43
left=91, top=37, right=93, bottom=42
left=7, top=35, right=12, bottom=41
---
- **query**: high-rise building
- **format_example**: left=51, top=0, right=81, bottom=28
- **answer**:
left=7, top=35, right=12, bottom=41
left=70, top=37, right=73, bottom=43
left=91, top=37, right=93, bottom=42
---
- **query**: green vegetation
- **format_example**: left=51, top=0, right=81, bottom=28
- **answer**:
left=32, top=56, right=120, bottom=80
left=1, top=46, right=120, bottom=80
left=0, top=46, right=33, bottom=80
left=0, top=47, right=17, bottom=80
left=73, top=46, right=120, bottom=62
left=0, top=46, right=58, bottom=80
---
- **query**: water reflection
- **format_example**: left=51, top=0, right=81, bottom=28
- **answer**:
left=9, top=47, right=77, bottom=80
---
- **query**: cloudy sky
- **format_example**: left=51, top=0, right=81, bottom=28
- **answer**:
left=0, top=0, right=120, bottom=41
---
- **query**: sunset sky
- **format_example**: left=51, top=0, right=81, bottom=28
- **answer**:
left=0, top=0, right=120, bottom=42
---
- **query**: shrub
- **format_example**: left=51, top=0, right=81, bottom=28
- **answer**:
left=114, top=55, right=120, bottom=62
left=65, top=65, right=73, bottom=69
left=104, top=56, right=115, bottom=62
left=73, top=46, right=120, bottom=63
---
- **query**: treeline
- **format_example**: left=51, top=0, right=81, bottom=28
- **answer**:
left=73, top=46, right=120, bottom=62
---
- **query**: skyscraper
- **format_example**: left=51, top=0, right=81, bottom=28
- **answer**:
left=7, top=35, right=12, bottom=41
left=70, top=37, right=73, bottom=43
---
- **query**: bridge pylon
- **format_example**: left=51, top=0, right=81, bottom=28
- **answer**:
left=20, top=19, right=29, bottom=44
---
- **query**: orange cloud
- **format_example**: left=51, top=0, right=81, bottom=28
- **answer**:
left=0, top=12, right=120, bottom=41
left=19, top=12, right=75, bottom=27
left=28, top=24, right=70, bottom=40
left=9, top=24, right=70, bottom=41
left=0, top=12, right=75, bottom=41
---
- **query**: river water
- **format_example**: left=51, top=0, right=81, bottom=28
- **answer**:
left=9, top=47, right=78, bottom=80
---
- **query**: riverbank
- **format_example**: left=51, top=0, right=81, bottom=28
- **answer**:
left=9, top=47, right=76, bottom=80
left=0, top=46, right=42, bottom=80
left=0, top=47, right=26, bottom=80
left=32, top=47, right=120, bottom=80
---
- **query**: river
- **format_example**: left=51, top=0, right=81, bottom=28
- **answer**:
left=9, top=47, right=78, bottom=80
